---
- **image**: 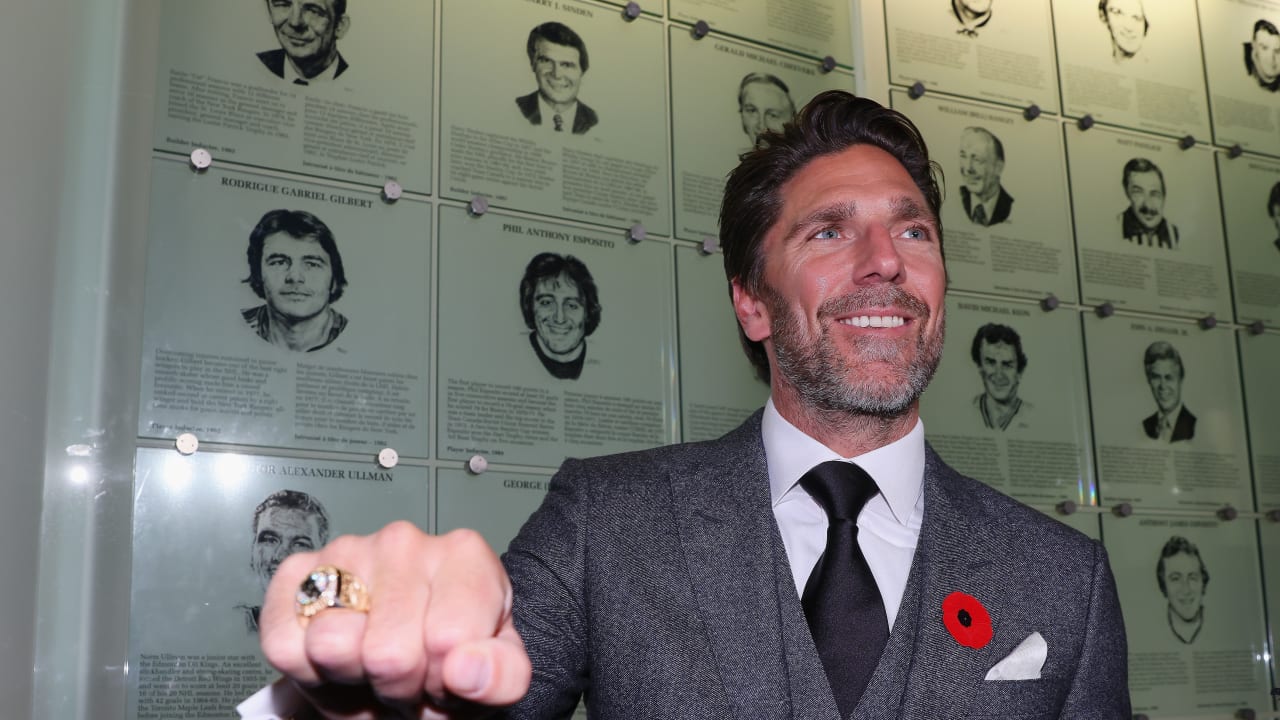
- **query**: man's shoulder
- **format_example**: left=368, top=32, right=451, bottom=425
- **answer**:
left=515, top=92, right=539, bottom=115
left=257, top=49, right=286, bottom=78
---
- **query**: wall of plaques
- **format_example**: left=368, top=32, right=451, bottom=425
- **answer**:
left=880, top=0, right=1280, bottom=716
left=123, top=0, right=1279, bottom=717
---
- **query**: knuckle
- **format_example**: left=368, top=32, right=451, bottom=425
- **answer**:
left=376, top=519, right=427, bottom=549
left=305, top=622, right=363, bottom=665
left=439, top=527, right=491, bottom=555
left=361, top=637, right=423, bottom=688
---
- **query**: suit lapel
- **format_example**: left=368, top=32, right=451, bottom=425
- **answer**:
left=667, top=415, right=836, bottom=720
left=894, top=448, right=1032, bottom=718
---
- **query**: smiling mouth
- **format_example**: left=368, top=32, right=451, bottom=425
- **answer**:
left=837, top=315, right=906, bottom=328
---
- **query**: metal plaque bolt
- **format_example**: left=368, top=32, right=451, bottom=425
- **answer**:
left=627, top=224, right=646, bottom=244
left=377, top=448, right=399, bottom=469
left=382, top=181, right=403, bottom=202
left=1095, top=302, right=1114, bottom=318
left=692, top=20, right=710, bottom=39
left=820, top=56, right=837, bottom=73
left=189, top=148, right=212, bottom=170
left=1078, top=115, right=1095, bottom=131
left=1112, top=502, right=1132, bottom=518
left=1267, top=509, right=1280, bottom=523
left=1055, top=500, right=1077, bottom=516
left=1023, top=104, right=1041, bottom=121
left=1198, top=315, right=1217, bottom=330
left=1217, top=505, right=1238, bottom=521
left=468, top=196, right=489, bottom=216
left=1040, top=294, right=1059, bottom=312
left=468, top=455, right=488, bottom=475
left=1228, top=144, right=1244, bottom=159
left=623, top=2, right=641, bottom=19
left=1234, top=709, right=1255, bottom=720
left=175, top=433, right=199, bottom=456
left=1178, top=135, right=1196, bottom=150
left=700, top=236, right=719, bottom=255
left=1249, top=320, right=1266, bottom=335
left=907, top=81, right=926, bottom=99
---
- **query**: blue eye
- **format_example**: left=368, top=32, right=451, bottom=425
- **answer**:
left=903, top=227, right=925, bottom=240
left=814, top=229, right=840, bottom=240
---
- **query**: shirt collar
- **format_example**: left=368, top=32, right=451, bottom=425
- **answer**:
left=762, top=398, right=925, bottom=526
left=537, top=94, right=579, bottom=130
left=283, top=55, right=341, bottom=85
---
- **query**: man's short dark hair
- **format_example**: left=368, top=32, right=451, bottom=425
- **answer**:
left=1156, top=535, right=1209, bottom=597
left=1098, top=0, right=1150, bottom=35
left=1143, top=341, right=1184, bottom=378
left=1121, top=157, right=1165, bottom=195
left=252, top=489, right=330, bottom=546
left=963, top=126, right=1004, bottom=163
left=1254, top=18, right=1280, bottom=38
left=269, top=0, right=346, bottom=22
left=970, top=323, right=1026, bottom=374
left=737, top=73, right=795, bottom=111
left=526, top=22, right=589, bottom=72
left=244, top=209, right=347, bottom=303
left=519, top=252, right=602, bottom=335
left=1268, top=181, right=1280, bottom=216
left=720, top=90, right=943, bottom=383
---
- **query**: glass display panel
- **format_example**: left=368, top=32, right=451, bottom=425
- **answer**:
left=126, top=448, right=430, bottom=720
left=674, top=245, right=769, bottom=442
left=1103, top=515, right=1272, bottom=716
left=1052, top=0, right=1211, bottom=139
left=885, top=0, right=1059, bottom=112
left=892, top=90, right=1078, bottom=302
left=439, top=0, right=671, bottom=234
left=1083, top=314, right=1252, bottom=510
left=1238, top=330, right=1280, bottom=511
left=1219, top=153, right=1280, bottom=327
left=152, top=0, right=434, bottom=191
left=1199, top=0, right=1280, bottom=155
left=1066, top=126, right=1231, bottom=319
left=137, top=159, right=431, bottom=456
left=436, top=206, right=675, bottom=468
left=670, top=29, right=852, bottom=242
left=920, top=295, right=1095, bottom=505
left=668, top=0, right=854, bottom=62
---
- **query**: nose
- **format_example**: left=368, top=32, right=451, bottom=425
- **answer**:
left=852, top=225, right=904, bottom=285
left=285, top=264, right=304, bottom=282
left=288, top=5, right=306, bottom=26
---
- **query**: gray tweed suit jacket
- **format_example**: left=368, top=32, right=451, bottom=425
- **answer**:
left=502, top=411, right=1130, bottom=719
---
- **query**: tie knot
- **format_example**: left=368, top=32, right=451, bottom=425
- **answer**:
left=799, top=460, right=878, bottom=522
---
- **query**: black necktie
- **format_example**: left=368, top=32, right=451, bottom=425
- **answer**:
left=553, top=113, right=564, bottom=131
left=971, top=204, right=988, bottom=226
left=800, top=461, right=889, bottom=717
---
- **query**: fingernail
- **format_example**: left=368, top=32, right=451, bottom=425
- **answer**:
left=451, top=649, right=491, bottom=695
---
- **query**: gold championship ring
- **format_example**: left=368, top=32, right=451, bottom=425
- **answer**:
left=296, top=565, right=371, bottom=621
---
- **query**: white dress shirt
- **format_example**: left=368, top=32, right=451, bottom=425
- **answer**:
left=763, top=399, right=925, bottom=630
left=282, top=56, right=342, bottom=85
left=537, top=94, right=579, bottom=133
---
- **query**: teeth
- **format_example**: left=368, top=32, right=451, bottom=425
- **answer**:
left=838, top=316, right=906, bottom=328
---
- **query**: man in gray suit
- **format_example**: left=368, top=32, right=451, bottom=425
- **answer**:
left=251, top=92, right=1129, bottom=719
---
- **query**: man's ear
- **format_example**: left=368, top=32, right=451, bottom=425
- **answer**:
left=335, top=15, right=351, bottom=40
left=731, top=278, right=772, bottom=343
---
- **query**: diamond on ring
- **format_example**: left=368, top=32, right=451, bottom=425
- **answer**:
left=296, top=565, right=370, bottom=620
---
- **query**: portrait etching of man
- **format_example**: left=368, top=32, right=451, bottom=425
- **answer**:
left=258, top=0, right=351, bottom=84
left=516, top=22, right=597, bottom=135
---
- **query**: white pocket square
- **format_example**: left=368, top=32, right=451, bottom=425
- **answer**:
left=984, top=631, right=1047, bottom=681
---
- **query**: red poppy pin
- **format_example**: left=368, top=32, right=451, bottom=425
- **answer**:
left=942, top=591, right=993, bottom=649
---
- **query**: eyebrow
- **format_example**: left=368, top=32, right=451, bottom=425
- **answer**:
left=784, top=196, right=935, bottom=240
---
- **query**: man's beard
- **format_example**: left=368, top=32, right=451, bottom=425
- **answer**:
left=766, top=284, right=944, bottom=418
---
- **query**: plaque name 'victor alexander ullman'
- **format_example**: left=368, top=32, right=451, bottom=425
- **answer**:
left=127, top=449, right=430, bottom=720
left=138, top=159, right=431, bottom=456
